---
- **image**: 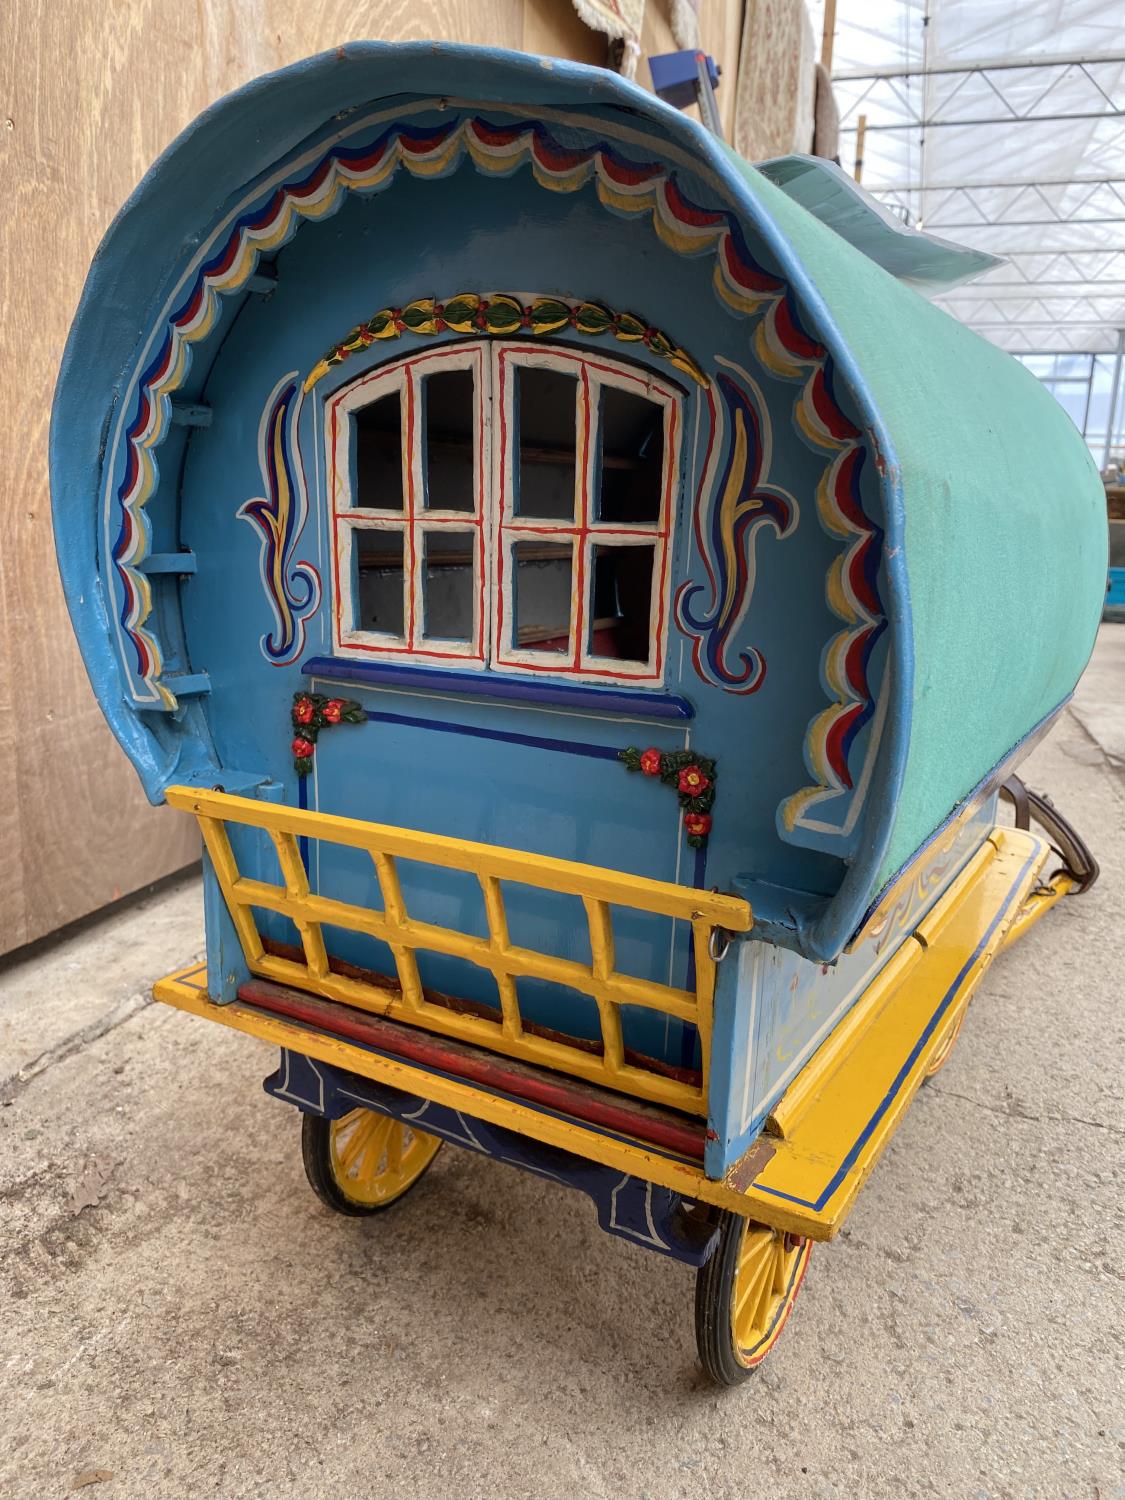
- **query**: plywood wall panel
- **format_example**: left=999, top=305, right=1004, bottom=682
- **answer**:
left=0, top=0, right=749, bottom=956
left=0, top=536, right=29, bottom=954
left=706, top=0, right=748, bottom=141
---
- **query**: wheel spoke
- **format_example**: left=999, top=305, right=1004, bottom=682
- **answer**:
left=735, top=1237, right=776, bottom=1324
left=752, top=1245, right=780, bottom=1330
left=386, top=1124, right=404, bottom=1176
left=358, top=1116, right=394, bottom=1183
left=698, top=1216, right=812, bottom=1383
left=772, top=1239, right=793, bottom=1296
left=735, top=1231, right=772, bottom=1287
left=318, top=1110, right=441, bottom=1210
left=335, top=1113, right=371, bottom=1174
left=340, top=1113, right=384, bottom=1180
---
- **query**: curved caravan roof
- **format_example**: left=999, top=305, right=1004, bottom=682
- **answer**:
left=51, top=42, right=1106, bottom=961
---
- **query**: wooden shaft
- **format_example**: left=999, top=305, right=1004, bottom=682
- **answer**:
left=821, top=0, right=838, bottom=72
left=854, top=114, right=867, bottom=183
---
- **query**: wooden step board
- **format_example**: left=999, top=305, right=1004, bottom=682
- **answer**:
left=238, top=977, right=707, bottom=1161
left=153, top=826, right=1051, bottom=1239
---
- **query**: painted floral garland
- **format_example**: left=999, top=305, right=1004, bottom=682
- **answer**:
left=290, top=691, right=365, bottom=776
left=303, top=293, right=706, bottom=392
left=619, top=746, right=717, bottom=847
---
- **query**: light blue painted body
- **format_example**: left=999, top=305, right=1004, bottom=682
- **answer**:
left=705, top=793, right=997, bottom=1174
left=50, top=44, right=1105, bottom=1177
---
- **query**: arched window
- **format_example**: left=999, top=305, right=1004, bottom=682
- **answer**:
left=326, top=341, right=681, bottom=684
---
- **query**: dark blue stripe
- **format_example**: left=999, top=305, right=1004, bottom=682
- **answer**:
left=363, top=709, right=622, bottom=761
left=297, top=775, right=310, bottom=874
left=755, top=847, right=1041, bottom=1212
left=301, top=656, right=694, bottom=720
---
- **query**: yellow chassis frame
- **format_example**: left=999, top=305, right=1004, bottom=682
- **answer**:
left=155, top=823, right=1067, bottom=1241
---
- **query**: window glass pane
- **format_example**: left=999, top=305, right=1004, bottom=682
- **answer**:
left=353, top=527, right=405, bottom=636
left=424, top=369, right=476, bottom=512
left=1048, top=354, right=1093, bottom=380
left=354, top=392, right=404, bottom=511
left=589, top=544, right=654, bottom=663
left=1049, top=384, right=1088, bottom=430
left=422, top=529, right=475, bottom=642
left=515, top=367, right=577, bottom=520
left=512, top=540, right=573, bottom=653
left=597, top=387, right=664, bottom=525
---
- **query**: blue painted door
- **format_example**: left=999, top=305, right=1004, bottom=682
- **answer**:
left=306, top=694, right=697, bottom=1063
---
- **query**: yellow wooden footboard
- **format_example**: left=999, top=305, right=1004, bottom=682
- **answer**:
left=165, top=785, right=752, bottom=1115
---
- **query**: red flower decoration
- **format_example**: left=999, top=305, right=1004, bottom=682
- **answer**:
left=323, top=699, right=344, bottom=724
left=620, top=744, right=717, bottom=846
left=293, top=696, right=314, bottom=725
left=291, top=736, right=314, bottom=759
left=677, top=765, right=711, bottom=797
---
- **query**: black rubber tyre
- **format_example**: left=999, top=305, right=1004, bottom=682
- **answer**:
left=695, top=1211, right=813, bottom=1386
left=301, top=1110, right=441, bottom=1216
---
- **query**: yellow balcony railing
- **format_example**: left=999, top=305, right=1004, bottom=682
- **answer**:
left=166, top=786, right=753, bottom=1115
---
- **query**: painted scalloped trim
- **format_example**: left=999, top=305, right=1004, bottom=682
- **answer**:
left=102, top=104, right=884, bottom=837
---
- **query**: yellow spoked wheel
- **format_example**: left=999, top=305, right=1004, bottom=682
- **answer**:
left=695, top=1213, right=813, bottom=1386
left=301, top=1109, right=442, bottom=1216
left=924, top=1007, right=968, bottom=1080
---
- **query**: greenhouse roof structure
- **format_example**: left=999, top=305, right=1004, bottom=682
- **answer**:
left=809, top=0, right=1125, bottom=356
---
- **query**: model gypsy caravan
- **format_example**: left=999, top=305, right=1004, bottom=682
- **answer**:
left=51, top=43, right=1106, bottom=1384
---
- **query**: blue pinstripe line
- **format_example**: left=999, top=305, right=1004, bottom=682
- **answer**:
left=297, top=773, right=310, bottom=874
left=754, top=847, right=1041, bottom=1212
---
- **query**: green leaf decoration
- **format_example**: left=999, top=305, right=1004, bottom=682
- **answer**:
left=486, top=297, right=524, bottom=335
left=443, top=295, right=480, bottom=331
left=531, top=298, right=571, bottom=332
left=403, top=299, right=437, bottom=333
left=575, top=302, right=612, bottom=335
left=615, top=311, right=647, bottom=341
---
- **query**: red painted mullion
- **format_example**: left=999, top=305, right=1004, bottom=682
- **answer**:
left=496, top=350, right=509, bottom=660
left=330, top=401, right=345, bottom=648
left=650, top=397, right=678, bottom=679
left=476, top=347, right=487, bottom=661
left=572, top=365, right=593, bottom=669
left=404, top=371, right=418, bottom=650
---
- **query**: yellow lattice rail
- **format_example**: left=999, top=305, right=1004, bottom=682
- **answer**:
left=166, top=786, right=753, bottom=1115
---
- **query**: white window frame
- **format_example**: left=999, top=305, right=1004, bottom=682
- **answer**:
left=325, top=339, right=680, bottom=685
left=329, top=343, right=489, bottom=664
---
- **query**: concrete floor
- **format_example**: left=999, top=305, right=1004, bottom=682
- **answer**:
left=1, top=631, right=1122, bottom=1500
